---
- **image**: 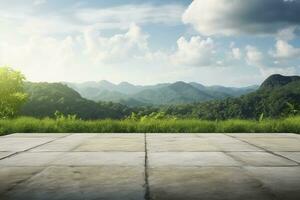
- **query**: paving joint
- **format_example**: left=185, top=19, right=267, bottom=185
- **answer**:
left=144, top=133, right=151, bottom=200
left=227, top=134, right=300, bottom=165
left=0, top=134, right=71, bottom=161
left=0, top=134, right=72, bottom=194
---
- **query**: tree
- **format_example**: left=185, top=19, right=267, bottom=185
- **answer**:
left=0, top=67, right=27, bottom=118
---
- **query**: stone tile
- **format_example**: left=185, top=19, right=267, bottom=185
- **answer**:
left=1, top=166, right=145, bottom=200
left=0, top=152, right=15, bottom=160
left=93, top=133, right=145, bottom=138
left=236, top=137, right=300, bottom=151
left=149, top=167, right=275, bottom=200
left=0, top=167, right=43, bottom=194
left=147, top=134, right=202, bottom=139
left=229, top=133, right=300, bottom=138
left=0, top=152, right=63, bottom=166
left=73, top=137, right=144, bottom=152
left=149, top=152, right=241, bottom=167
left=147, top=137, right=220, bottom=152
left=197, top=133, right=233, bottom=138
left=30, top=134, right=96, bottom=152
left=52, top=152, right=145, bottom=166
left=3, top=133, right=69, bottom=138
left=147, top=137, right=261, bottom=152
left=275, top=152, right=300, bottom=163
left=227, top=152, right=298, bottom=166
left=246, top=167, right=300, bottom=200
left=0, top=138, right=54, bottom=152
left=207, top=137, right=262, bottom=151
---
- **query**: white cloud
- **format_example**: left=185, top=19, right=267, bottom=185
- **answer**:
left=232, top=48, right=242, bottom=60
left=182, top=0, right=300, bottom=36
left=0, top=24, right=160, bottom=82
left=83, top=23, right=150, bottom=63
left=271, top=40, right=300, bottom=59
left=0, top=35, right=81, bottom=81
left=245, top=45, right=298, bottom=77
left=76, top=4, right=185, bottom=30
left=33, top=0, right=46, bottom=6
left=246, top=46, right=264, bottom=66
left=170, top=36, right=216, bottom=67
left=276, top=27, right=297, bottom=41
left=0, top=3, right=185, bottom=37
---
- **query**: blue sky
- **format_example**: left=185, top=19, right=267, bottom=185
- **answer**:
left=0, top=0, right=300, bottom=86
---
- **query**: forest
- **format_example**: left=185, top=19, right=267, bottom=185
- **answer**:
left=1, top=67, right=300, bottom=134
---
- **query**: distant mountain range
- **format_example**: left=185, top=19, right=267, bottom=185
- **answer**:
left=66, top=81, right=258, bottom=106
left=163, top=74, right=300, bottom=120
left=20, top=74, right=300, bottom=120
left=21, top=82, right=132, bottom=119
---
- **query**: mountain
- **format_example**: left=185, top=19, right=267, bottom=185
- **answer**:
left=130, top=82, right=214, bottom=105
left=161, top=74, right=300, bottom=120
left=21, top=82, right=132, bottom=119
left=18, top=74, right=300, bottom=120
left=67, top=80, right=258, bottom=106
left=260, top=74, right=300, bottom=89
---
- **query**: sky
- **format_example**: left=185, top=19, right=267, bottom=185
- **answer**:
left=1, top=0, right=300, bottom=86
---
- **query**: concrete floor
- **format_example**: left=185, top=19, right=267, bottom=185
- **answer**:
left=0, top=133, right=299, bottom=200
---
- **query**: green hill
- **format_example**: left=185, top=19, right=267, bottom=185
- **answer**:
left=21, top=82, right=132, bottom=119
left=260, top=74, right=300, bottom=89
left=67, top=80, right=257, bottom=106
left=161, top=75, right=300, bottom=120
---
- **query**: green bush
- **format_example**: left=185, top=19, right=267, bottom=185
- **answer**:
left=0, top=116, right=300, bottom=135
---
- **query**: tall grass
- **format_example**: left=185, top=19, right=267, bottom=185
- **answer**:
left=0, top=116, right=300, bottom=135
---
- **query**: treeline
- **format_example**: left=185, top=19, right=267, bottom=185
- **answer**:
left=133, top=76, right=300, bottom=120
left=13, top=71, right=300, bottom=121
left=20, top=82, right=133, bottom=119
left=3, top=67, right=299, bottom=121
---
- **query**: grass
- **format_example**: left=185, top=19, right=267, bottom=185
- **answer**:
left=1, top=116, right=300, bottom=135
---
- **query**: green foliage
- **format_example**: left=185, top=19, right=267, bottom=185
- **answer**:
left=54, top=111, right=79, bottom=121
left=1, top=116, right=300, bottom=135
left=286, top=102, right=298, bottom=116
left=259, top=113, right=264, bottom=122
left=157, top=78, right=300, bottom=120
left=0, top=67, right=27, bottom=119
left=21, top=82, right=132, bottom=119
left=7, top=72, right=300, bottom=122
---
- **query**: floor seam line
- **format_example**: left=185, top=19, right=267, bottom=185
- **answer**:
left=227, top=135, right=300, bottom=165
left=0, top=134, right=71, bottom=161
left=144, top=133, right=151, bottom=200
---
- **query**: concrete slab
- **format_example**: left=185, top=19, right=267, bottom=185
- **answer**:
left=30, top=134, right=96, bottom=152
left=147, top=137, right=221, bottom=152
left=0, top=152, right=64, bottom=166
left=197, top=133, right=235, bottom=138
left=0, top=152, right=15, bottom=160
left=227, top=152, right=298, bottom=166
left=246, top=167, right=300, bottom=200
left=206, top=137, right=262, bottom=151
left=0, top=138, right=55, bottom=152
left=148, top=167, right=275, bottom=200
left=149, top=152, right=241, bottom=167
left=147, top=137, right=261, bottom=152
left=275, top=152, right=300, bottom=163
left=0, top=133, right=299, bottom=200
left=73, top=137, right=144, bottom=152
left=147, top=134, right=204, bottom=138
left=0, top=167, right=43, bottom=194
left=52, top=152, right=145, bottom=166
left=229, top=133, right=300, bottom=138
left=93, top=133, right=145, bottom=138
left=234, top=137, right=300, bottom=151
left=1, top=166, right=145, bottom=200
left=3, top=133, right=70, bottom=138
